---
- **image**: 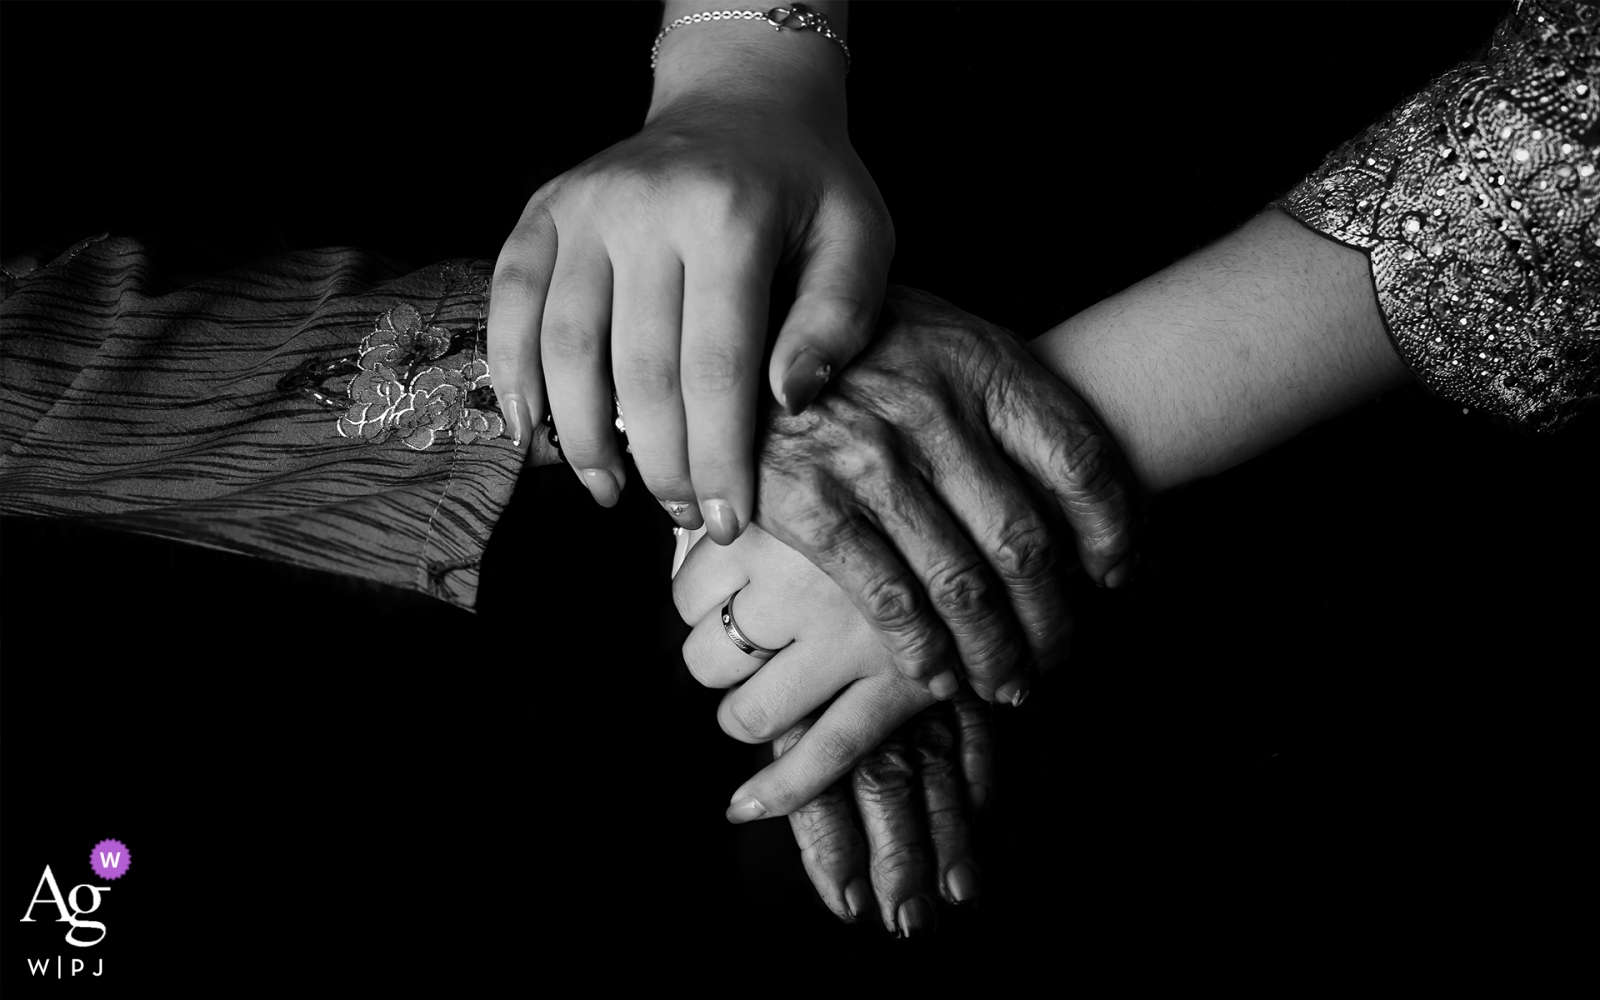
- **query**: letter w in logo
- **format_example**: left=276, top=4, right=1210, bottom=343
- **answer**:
left=97, top=853, right=120, bottom=869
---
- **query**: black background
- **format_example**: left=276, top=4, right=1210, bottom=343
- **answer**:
left=2, top=1, right=1588, bottom=988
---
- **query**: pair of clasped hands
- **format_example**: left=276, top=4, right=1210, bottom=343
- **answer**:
left=485, top=3, right=1137, bottom=936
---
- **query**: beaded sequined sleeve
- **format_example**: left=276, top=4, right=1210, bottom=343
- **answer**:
left=1278, top=0, right=1600, bottom=430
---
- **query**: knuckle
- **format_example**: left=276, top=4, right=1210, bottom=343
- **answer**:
left=988, top=516, right=1060, bottom=588
left=490, top=262, right=544, bottom=308
left=615, top=348, right=680, bottom=406
left=680, top=347, right=747, bottom=398
left=848, top=416, right=900, bottom=472
left=806, top=825, right=861, bottom=863
left=678, top=171, right=759, bottom=228
left=793, top=811, right=857, bottom=856
left=681, top=646, right=720, bottom=689
left=895, top=383, right=962, bottom=434
left=726, top=695, right=779, bottom=743
left=1053, top=426, right=1119, bottom=504
left=856, top=570, right=923, bottom=634
left=539, top=315, right=600, bottom=364
left=869, top=842, right=929, bottom=880
left=852, top=745, right=915, bottom=796
left=925, top=557, right=992, bottom=624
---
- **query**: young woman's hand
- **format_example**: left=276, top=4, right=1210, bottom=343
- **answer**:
left=778, top=692, right=992, bottom=938
left=674, top=522, right=997, bottom=824
left=488, top=3, right=891, bottom=544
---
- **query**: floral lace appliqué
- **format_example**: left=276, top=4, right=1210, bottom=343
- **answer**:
left=280, top=302, right=505, bottom=450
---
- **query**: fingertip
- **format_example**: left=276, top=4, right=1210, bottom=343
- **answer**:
left=725, top=795, right=769, bottom=824
left=945, top=861, right=983, bottom=905
left=1102, top=552, right=1141, bottom=589
left=701, top=497, right=742, bottom=545
left=928, top=670, right=959, bottom=701
left=505, top=393, right=536, bottom=452
left=578, top=467, right=621, bottom=507
left=658, top=498, right=703, bottom=530
left=994, top=676, right=1030, bottom=708
left=778, top=346, right=834, bottom=416
left=844, top=878, right=876, bottom=926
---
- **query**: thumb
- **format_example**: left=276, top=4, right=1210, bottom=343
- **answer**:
left=768, top=226, right=890, bottom=416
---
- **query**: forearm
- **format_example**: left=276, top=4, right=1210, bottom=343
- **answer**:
left=651, top=1, right=848, bottom=125
left=1027, top=209, right=1411, bottom=495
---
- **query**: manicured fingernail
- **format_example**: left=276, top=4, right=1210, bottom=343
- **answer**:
left=928, top=670, right=959, bottom=701
left=502, top=394, right=526, bottom=449
left=658, top=498, right=701, bottom=528
left=702, top=498, right=740, bottom=544
left=725, top=796, right=768, bottom=824
left=1104, top=553, right=1141, bottom=589
left=996, top=678, right=1030, bottom=707
left=781, top=347, right=833, bottom=415
left=844, top=878, right=873, bottom=924
left=946, top=862, right=982, bottom=904
left=897, top=897, right=935, bottom=938
left=579, top=468, right=620, bottom=508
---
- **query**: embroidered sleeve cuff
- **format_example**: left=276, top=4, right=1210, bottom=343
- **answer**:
left=1277, top=0, right=1600, bottom=430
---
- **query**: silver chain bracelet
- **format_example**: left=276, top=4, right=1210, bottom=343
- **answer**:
left=650, top=4, right=851, bottom=74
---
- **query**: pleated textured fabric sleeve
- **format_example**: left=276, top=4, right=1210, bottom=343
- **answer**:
left=0, top=234, right=552, bottom=610
left=1278, top=0, right=1600, bottom=430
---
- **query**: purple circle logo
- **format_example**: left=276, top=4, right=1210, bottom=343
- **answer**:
left=89, top=839, right=130, bottom=881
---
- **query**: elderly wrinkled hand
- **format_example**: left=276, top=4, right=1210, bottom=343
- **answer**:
left=777, top=692, right=992, bottom=938
left=750, top=285, right=1138, bottom=705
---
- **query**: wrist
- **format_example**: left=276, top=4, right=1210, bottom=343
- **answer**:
left=649, top=3, right=848, bottom=128
left=1027, top=211, right=1409, bottom=495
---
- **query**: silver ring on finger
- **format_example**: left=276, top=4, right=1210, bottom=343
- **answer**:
left=722, top=588, right=782, bottom=661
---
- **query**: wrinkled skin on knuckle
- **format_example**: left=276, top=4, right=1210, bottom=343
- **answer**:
left=856, top=569, right=926, bottom=644
left=924, top=564, right=1019, bottom=678
left=1048, top=423, right=1136, bottom=559
left=792, top=806, right=862, bottom=859
left=988, top=515, right=1061, bottom=594
left=867, top=841, right=930, bottom=887
left=924, top=556, right=993, bottom=628
left=851, top=745, right=916, bottom=802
